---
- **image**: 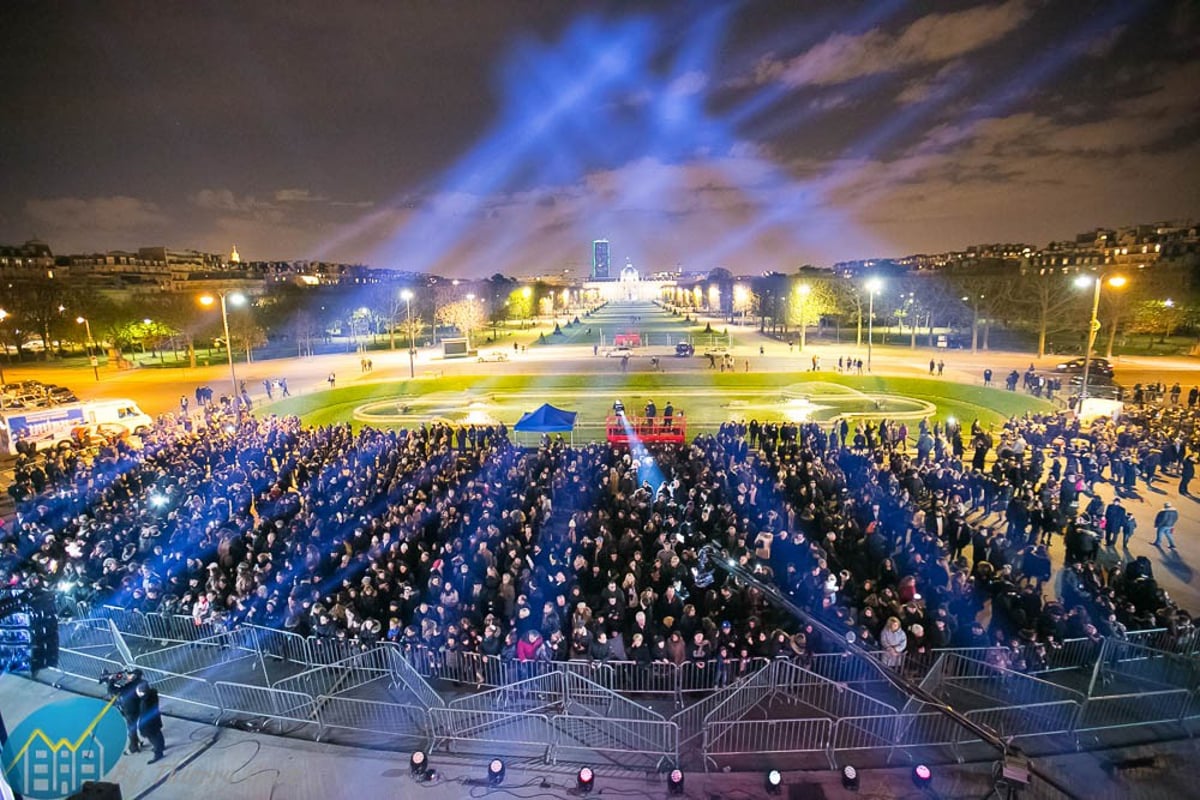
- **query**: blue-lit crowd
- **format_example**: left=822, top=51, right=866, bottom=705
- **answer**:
left=0, top=393, right=1194, bottom=679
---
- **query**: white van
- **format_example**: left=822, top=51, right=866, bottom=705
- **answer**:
left=0, top=398, right=154, bottom=455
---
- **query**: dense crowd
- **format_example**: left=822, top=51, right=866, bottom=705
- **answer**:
left=1, top=390, right=1195, bottom=682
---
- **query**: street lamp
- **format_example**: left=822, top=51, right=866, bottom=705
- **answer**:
left=0, top=309, right=7, bottom=388
left=76, top=316, right=98, bottom=381
left=1073, top=274, right=1127, bottom=405
left=796, top=283, right=812, bottom=352
left=466, top=293, right=476, bottom=350
left=865, top=278, right=883, bottom=372
left=199, top=290, right=247, bottom=418
left=401, top=289, right=415, bottom=378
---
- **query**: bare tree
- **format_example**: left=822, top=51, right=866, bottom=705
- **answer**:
left=1016, top=271, right=1085, bottom=358
left=436, top=298, right=487, bottom=348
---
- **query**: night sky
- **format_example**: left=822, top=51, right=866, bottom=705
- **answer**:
left=1, top=1, right=1197, bottom=277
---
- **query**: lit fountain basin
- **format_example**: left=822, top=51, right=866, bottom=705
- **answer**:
left=351, top=383, right=936, bottom=430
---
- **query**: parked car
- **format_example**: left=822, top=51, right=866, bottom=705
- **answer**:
left=1054, top=357, right=1114, bottom=377
left=674, top=342, right=695, bottom=357
left=1068, top=374, right=1122, bottom=398
left=476, top=351, right=509, bottom=363
left=605, top=345, right=634, bottom=357
left=47, top=386, right=79, bottom=403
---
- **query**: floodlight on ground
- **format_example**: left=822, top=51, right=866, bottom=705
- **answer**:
left=487, top=757, right=505, bottom=785
left=668, top=768, right=684, bottom=794
left=913, top=764, right=932, bottom=789
left=410, top=750, right=428, bottom=777
left=842, top=764, right=859, bottom=790
left=577, top=766, right=595, bottom=793
left=765, top=768, right=783, bottom=794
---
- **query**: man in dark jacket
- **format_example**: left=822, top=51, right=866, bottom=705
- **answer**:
left=1103, top=500, right=1127, bottom=548
left=136, top=682, right=165, bottom=762
left=106, top=668, right=145, bottom=754
left=1153, top=502, right=1179, bottom=549
left=1180, top=456, right=1195, bottom=496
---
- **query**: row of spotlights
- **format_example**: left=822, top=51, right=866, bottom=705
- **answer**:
left=408, top=755, right=933, bottom=796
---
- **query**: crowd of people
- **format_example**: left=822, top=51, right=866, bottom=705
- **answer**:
left=1, top=388, right=1195, bottom=689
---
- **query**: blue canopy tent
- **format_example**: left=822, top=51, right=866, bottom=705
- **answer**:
left=513, top=403, right=578, bottom=443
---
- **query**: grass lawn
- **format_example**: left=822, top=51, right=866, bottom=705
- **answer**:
left=262, top=371, right=1052, bottom=439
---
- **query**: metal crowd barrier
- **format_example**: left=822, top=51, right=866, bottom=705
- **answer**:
left=430, top=707, right=555, bottom=761
left=213, top=681, right=319, bottom=737
left=315, top=695, right=431, bottom=750
left=41, top=614, right=1200, bottom=774
left=272, top=648, right=390, bottom=698
left=703, top=717, right=834, bottom=772
left=552, top=715, right=679, bottom=770
left=958, top=700, right=1083, bottom=749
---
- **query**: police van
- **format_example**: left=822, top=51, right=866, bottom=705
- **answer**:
left=0, top=398, right=154, bottom=455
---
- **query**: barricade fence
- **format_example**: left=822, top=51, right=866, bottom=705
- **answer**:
left=704, top=717, right=834, bottom=772
left=315, top=695, right=431, bottom=750
left=45, top=614, right=1200, bottom=772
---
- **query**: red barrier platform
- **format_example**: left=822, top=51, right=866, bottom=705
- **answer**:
left=605, top=414, right=686, bottom=445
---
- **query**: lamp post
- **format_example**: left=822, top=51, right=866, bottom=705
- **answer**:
left=865, top=278, right=882, bottom=372
left=1074, top=274, right=1127, bottom=405
left=465, top=293, right=476, bottom=350
left=0, top=309, right=7, bottom=388
left=401, top=289, right=415, bottom=378
left=76, top=316, right=98, bottom=381
left=797, top=283, right=812, bottom=352
left=199, top=290, right=246, bottom=419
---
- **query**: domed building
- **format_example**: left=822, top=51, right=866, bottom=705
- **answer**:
left=584, top=248, right=675, bottom=301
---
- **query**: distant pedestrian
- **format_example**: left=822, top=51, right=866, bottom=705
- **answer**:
left=263, top=380, right=274, bottom=399
left=328, top=372, right=336, bottom=388
left=1180, top=456, right=1195, bottom=495
left=280, top=379, right=290, bottom=397
left=937, top=359, right=945, bottom=376
left=983, top=368, right=993, bottom=386
left=929, top=358, right=936, bottom=375
left=1121, top=514, right=1138, bottom=549
left=179, top=396, right=188, bottom=414
left=1153, top=502, right=1179, bottom=549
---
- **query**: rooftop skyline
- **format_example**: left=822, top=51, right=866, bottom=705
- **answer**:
left=2, top=1, right=1197, bottom=278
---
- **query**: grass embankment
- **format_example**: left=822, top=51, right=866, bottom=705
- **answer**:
left=262, top=372, right=1052, bottom=436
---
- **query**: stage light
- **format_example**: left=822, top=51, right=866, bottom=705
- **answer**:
left=842, top=764, right=859, bottom=790
left=487, top=757, right=505, bottom=785
left=765, top=768, right=783, bottom=794
left=577, top=766, right=595, bottom=793
left=668, top=768, right=684, bottom=794
left=913, top=764, right=932, bottom=789
left=410, top=750, right=428, bottom=777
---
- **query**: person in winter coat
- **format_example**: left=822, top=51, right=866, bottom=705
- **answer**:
left=516, top=629, right=545, bottom=661
left=136, top=682, right=165, bottom=762
left=880, top=616, right=907, bottom=668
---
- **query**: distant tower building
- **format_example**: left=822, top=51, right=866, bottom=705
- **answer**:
left=229, top=244, right=241, bottom=264
left=592, top=239, right=610, bottom=280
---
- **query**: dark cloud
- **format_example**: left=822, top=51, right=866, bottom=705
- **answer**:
left=0, top=1, right=1195, bottom=271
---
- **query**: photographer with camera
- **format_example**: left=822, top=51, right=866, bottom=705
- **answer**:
left=101, top=668, right=146, bottom=755
left=136, top=681, right=165, bottom=763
